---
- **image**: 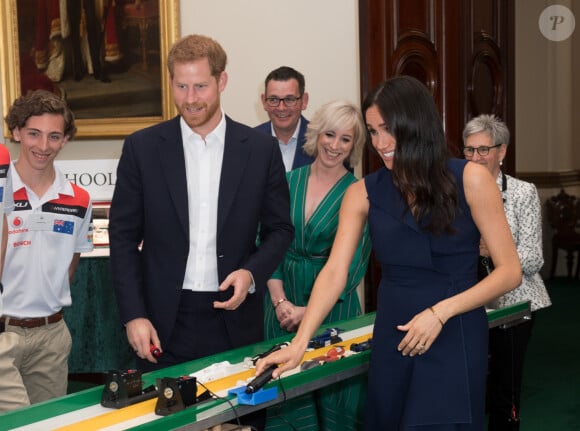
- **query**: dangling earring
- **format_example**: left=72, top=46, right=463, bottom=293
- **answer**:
left=499, top=160, right=503, bottom=166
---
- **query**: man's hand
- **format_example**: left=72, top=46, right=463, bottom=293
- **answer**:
left=126, top=317, right=161, bottom=363
left=213, top=269, right=252, bottom=310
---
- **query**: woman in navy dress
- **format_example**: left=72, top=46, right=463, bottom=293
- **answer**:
left=257, top=76, right=522, bottom=430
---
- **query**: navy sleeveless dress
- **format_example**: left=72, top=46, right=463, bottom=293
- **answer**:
left=364, top=159, right=487, bottom=430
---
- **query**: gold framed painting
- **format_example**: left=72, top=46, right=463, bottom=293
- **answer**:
left=0, top=0, right=179, bottom=139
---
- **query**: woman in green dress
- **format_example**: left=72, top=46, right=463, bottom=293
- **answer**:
left=264, top=100, right=371, bottom=431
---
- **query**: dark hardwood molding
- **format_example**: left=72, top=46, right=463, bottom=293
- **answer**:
left=517, top=170, right=580, bottom=189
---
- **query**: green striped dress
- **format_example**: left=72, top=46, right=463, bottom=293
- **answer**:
left=264, top=165, right=371, bottom=431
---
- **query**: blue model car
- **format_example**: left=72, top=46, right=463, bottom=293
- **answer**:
left=307, top=328, right=343, bottom=349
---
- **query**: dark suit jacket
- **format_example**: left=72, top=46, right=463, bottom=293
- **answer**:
left=255, top=115, right=314, bottom=170
left=109, top=115, right=294, bottom=349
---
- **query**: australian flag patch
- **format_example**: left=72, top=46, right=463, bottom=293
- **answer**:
left=53, top=219, right=74, bottom=235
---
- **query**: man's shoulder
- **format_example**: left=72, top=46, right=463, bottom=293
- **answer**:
left=49, top=174, right=92, bottom=217
left=68, top=183, right=92, bottom=207
left=228, top=117, right=275, bottom=145
left=254, top=120, right=271, bottom=133
left=53, top=167, right=91, bottom=207
left=128, top=117, right=180, bottom=141
left=297, top=116, right=309, bottom=141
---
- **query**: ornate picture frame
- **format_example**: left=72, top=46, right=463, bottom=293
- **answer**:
left=0, top=0, right=179, bottom=139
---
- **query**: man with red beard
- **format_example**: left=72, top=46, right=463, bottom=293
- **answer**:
left=109, top=34, right=293, bottom=430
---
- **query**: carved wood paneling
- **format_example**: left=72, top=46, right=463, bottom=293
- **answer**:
left=358, top=0, right=515, bottom=312
left=465, top=0, right=515, bottom=175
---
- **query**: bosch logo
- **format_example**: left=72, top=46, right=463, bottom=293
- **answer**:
left=13, top=240, right=31, bottom=247
left=12, top=217, right=23, bottom=227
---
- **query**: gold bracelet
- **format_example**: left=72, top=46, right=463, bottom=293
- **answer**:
left=273, top=298, right=287, bottom=309
left=429, top=306, right=444, bottom=326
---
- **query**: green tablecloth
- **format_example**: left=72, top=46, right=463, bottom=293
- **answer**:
left=64, top=257, right=134, bottom=373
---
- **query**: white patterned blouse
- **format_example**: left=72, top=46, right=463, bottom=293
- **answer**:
left=494, top=172, right=552, bottom=312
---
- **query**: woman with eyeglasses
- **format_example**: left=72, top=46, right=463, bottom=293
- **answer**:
left=257, top=76, right=522, bottom=430
left=263, top=99, right=371, bottom=430
left=463, top=114, right=551, bottom=431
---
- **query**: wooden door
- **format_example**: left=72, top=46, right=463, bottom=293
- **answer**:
left=358, top=0, right=515, bottom=311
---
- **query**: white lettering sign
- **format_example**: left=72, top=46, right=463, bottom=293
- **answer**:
left=54, top=159, right=118, bottom=202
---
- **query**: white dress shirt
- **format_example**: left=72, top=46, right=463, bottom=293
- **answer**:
left=271, top=118, right=301, bottom=172
left=181, top=113, right=226, bottom=291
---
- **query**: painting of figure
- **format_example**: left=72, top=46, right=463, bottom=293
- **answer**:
left=0, top=0, right=178, bottom=137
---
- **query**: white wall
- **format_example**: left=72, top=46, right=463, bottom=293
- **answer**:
left=515, top=0, right=577, bottom=172
left=514, top=0, right=579, bottom=278
left=1, top=0, right=360, bottom=162
left=180, top=1, right=360, bottom=128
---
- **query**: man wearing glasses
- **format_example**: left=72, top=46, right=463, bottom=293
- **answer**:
left=256, top=66, right=314, bottom=171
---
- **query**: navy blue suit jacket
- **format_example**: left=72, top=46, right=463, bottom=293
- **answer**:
left=255, top=115, right=314, bottom=170
left=109, top=115, right=294, bottom=348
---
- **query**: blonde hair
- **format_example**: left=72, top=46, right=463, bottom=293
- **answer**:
left=303, top=100, right=366, bottom=167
